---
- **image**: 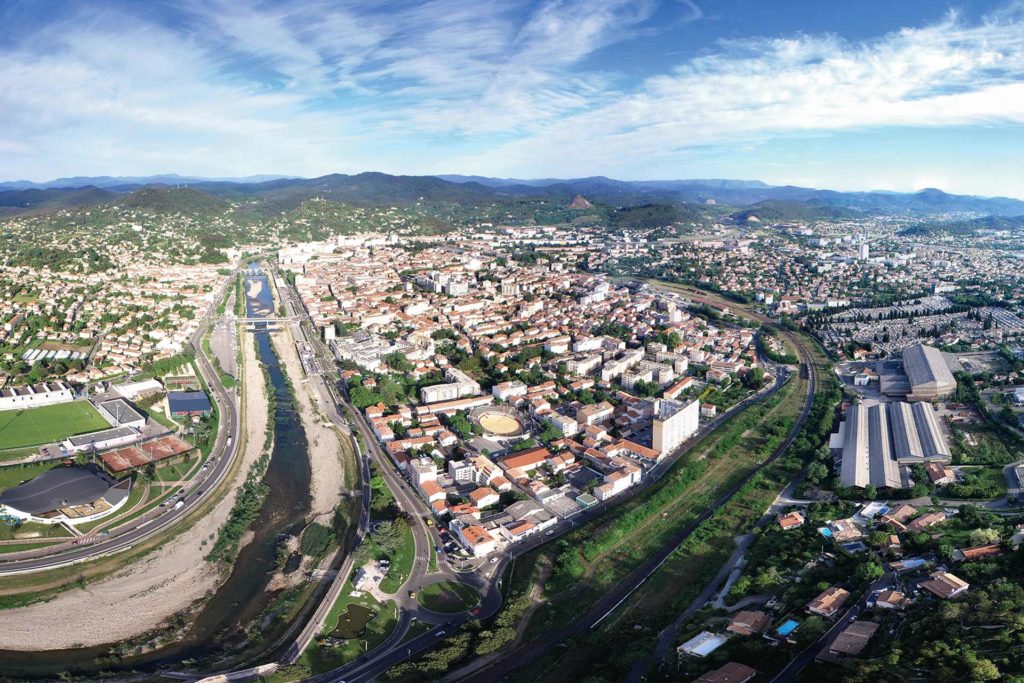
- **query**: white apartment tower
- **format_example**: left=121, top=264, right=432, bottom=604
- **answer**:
left=652, top=398, right=700, bottom=455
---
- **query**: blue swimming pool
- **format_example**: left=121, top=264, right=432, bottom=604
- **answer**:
left=777, top=619, right=800, bottom=636
left=818, top=527, right=833, bottom=538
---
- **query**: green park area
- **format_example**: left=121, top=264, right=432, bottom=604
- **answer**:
left=298, top=580, right=399, bottom=675
left=0, top=401, right=109, bottom=450
left=416, top=581, right=480, bottom=614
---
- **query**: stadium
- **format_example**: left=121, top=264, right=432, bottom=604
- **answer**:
left=468, top=405, right=530, bottom=442
left=0, top=464, right=131, bottom=525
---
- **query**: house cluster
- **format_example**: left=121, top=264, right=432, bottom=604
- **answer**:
left=648, top=220, right=1024, bottom=327
left=305, top=247, right=767, bottom=557
left=0, top=259, right=227, bottom=386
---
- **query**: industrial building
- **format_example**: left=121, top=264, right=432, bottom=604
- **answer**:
left=837, top=399, right=952, bottom=490
left=881, top=343, right=957, bottom=401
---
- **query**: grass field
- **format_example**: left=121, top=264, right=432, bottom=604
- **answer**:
left=0, top=521, right=73, bottom=542
left=298, top=581, right=399, bottom=675
left=0, top=401, right=109, bottom=450
left=417, top=581, right=480, bottom=614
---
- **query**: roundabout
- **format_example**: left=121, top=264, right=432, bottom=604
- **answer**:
left=415, top=580, right=481, bottom=614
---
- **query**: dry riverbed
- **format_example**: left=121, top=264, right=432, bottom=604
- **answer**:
left=270, top=328, right=347, bottom=523
left=0, top=330, right=268, bottom=651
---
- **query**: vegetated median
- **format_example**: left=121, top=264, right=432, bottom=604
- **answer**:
left=525, top=369, right=843, bottom=682
left=206, top=359, right=275, bottom=564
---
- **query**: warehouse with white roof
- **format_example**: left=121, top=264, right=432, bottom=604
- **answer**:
left=838, top=399, right=951, bottom=490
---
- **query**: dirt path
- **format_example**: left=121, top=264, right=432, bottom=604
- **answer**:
left=0, top=330, right=268, bottom=651
left=270, top=328, right=346, bottom=523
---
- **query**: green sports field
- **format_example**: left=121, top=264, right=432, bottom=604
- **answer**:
left=0, top=401, right=110, bottom=450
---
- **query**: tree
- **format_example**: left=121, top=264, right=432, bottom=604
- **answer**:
left=968, top=656, right=1000, bottom=681
left=867, top=531, right=890, bottom=548
left=350, top=385, right=383, bottom=410
left=969, top=527, right=1001, bottom=546
left=446, top=412, right=475, bottom=440
left=753, top=566, right=782, bottom=591
left=806, top=461, right=829, bottom=484
left=855, top=560, right=884, bottom=583
left=863, top=484, right=878, bottom=500
left=384, top=352, right=414, bottom=374
left=372, top=518, right=409, bottom=556
left=742, top=367, right=766, bottom=390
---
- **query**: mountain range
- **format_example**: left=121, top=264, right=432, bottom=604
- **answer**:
left=1, top=172, right=1023, bottom=220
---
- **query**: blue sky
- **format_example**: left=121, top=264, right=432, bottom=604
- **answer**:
left=2, top=0, right=1024, bottom=196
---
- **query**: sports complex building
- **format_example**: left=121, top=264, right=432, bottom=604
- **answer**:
left=98, top=434, right=196, bottom=475
left=0, top=465, right=131, bottom=525
left=0, top=381, right=74, bottom=411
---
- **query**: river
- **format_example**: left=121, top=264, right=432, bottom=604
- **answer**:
left=0, top=267, right=313, bottom=678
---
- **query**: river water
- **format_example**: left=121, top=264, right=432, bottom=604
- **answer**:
left=0, top=268, right=313, bottom=678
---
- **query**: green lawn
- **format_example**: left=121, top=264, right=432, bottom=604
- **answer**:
left=0, top=462, right=63, bottom=492
left=299, top=581, right=399, bottom=674
left=416, top=580, right=480, bottom=613
left=0, top=541, right=55, bottom=554
left=143, top=403, right=179, bottom=430
left=0, top=446, right=42, bottom=463
left=0, top=520, right=72, bottom=541
left=0, top=401, right=110, bottom=449
left=155, top=458, right=201, bottom=483
left=376, top=522, right=416, bottom=594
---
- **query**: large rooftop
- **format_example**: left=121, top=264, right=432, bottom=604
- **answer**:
left=902, top=343, right=956, bottom=398
left=0, top=466, right=113, bottom=516
left=839, top=399, right=951, bottom=489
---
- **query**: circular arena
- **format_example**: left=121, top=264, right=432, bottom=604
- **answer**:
left=469, top=405, right=529, bottom=440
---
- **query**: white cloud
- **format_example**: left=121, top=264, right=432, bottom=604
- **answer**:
left=448, top=6, right=1024, bottom=176
left=1, top=0, right=1023, bottom=188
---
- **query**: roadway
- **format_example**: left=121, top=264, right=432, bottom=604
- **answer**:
left=0, top=276, right=243, bottom=574
left=262, top=262, right=516, bottom=680
left=643, top=474, right=816, bottom=678
left=270, top=265, right=467, bottom=666
left=769, top=574, right=891, bottom=683
left=281, top=435, right=372, bottom=665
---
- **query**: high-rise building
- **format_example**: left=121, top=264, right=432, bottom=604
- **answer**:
left=652, top=398, right=700, bottom=455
